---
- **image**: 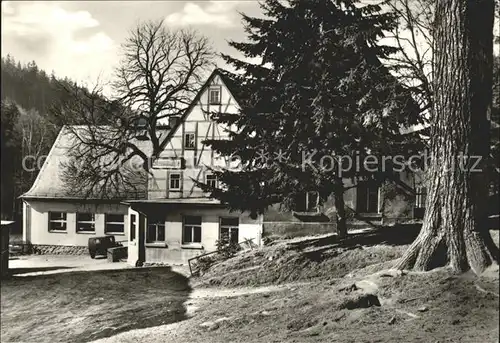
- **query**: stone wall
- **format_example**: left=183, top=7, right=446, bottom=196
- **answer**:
left=33, top=245, right=88, bottom=255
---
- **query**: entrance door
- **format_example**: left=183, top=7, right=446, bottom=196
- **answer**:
left=357, top=185, right=379, bottom=213
left=128, top=208, right=146, bottom=266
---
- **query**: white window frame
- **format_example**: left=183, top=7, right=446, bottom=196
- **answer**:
left=205, top=173, right=218, bottom=188
left=76, top=213, right=96, bottom=233
left=146, top=218, right=166, bottom=243
left=105, top=214, right=125, bottom=235
left=305, top=191, right=320, bottom=212
left=182, top=216, right=202, bottom=244
left=184, top=132, right=196, bottom=150
left=219, top=217, right=239, bottom=245
left=209, top=86, right=221, bottom=105
left=48, top=212, right=67, bottom=232
left=294, top=191, right=320, bottom=213
left=169, top=173, right=181, bottom=191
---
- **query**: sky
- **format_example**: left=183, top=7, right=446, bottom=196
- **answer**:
left=1, top=1, right=263, bottom=95
left=1, top=1, right=498, bottom=97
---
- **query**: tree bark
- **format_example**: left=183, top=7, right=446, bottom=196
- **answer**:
left=334, top=182, right=348, bottom=238
left=395, top=0, right=499, bottom=274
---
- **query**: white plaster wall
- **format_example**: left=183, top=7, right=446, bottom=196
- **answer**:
left=24, top=200, right=129, bottom=246
left=139, top=207, right=262, bottom=264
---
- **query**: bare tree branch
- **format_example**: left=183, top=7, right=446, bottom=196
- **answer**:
left=56, top=21, right=215, bottom=199
left=385, top=0, right=434, bottom=119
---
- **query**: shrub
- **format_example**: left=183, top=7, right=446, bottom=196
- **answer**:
left=216, top=237, right=240, bottom=259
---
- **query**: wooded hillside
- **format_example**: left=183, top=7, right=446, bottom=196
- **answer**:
left=0, top=55, right=107, bottom=220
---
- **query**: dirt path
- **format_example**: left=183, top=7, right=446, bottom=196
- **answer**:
left=89, top=282, right=306, bottom=343
left=189, top=282, right=303, bottom=299
left=185, top=282, right=308, bottom=316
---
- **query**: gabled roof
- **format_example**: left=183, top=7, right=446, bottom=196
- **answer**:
left=21, top=126, right=152, bottom=200
left=21, top=127, right=68, bottom=199
left=162, top=68, right=242, bottom=143
left=21, top=69, right=242, bottom=201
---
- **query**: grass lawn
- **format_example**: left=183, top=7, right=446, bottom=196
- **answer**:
left=0, top=267, right=191, bottom=343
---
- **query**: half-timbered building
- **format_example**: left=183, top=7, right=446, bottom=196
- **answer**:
left=21, top=69, right=427, bottom=264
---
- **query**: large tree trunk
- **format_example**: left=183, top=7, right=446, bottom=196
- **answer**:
left=395, top=0, right=499, bottom=274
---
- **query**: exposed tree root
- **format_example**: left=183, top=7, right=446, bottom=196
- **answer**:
left=396, top=0, right=498, bottom=277
left=395, top=227, right=498, bottom=275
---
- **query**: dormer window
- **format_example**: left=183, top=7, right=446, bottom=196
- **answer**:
left=209, top=86, right=221, bottom=105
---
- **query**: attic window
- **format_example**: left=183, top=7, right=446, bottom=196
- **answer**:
left=209, top=86, right=221, bottom=105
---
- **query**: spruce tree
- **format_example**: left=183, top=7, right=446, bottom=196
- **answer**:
left=202, top=0, right=423, bottom=236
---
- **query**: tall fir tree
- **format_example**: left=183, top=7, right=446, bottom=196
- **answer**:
left=201, top=0, right=424, bottom=236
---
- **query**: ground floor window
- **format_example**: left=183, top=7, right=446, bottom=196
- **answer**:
left=183, top=216, right=202, bottom=244
left=220, top=217, right=239, bottom=245
left=147, top=215, right=165, bottom=243
left=48, top=212, right=67, bottom=232
left=356, top=184, right=379, bottom=213
left=76, top=213, right=95, bottom=232
left=293, top=191, right=319, bottom=212
left=105, top=214, right=125, bottom=234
